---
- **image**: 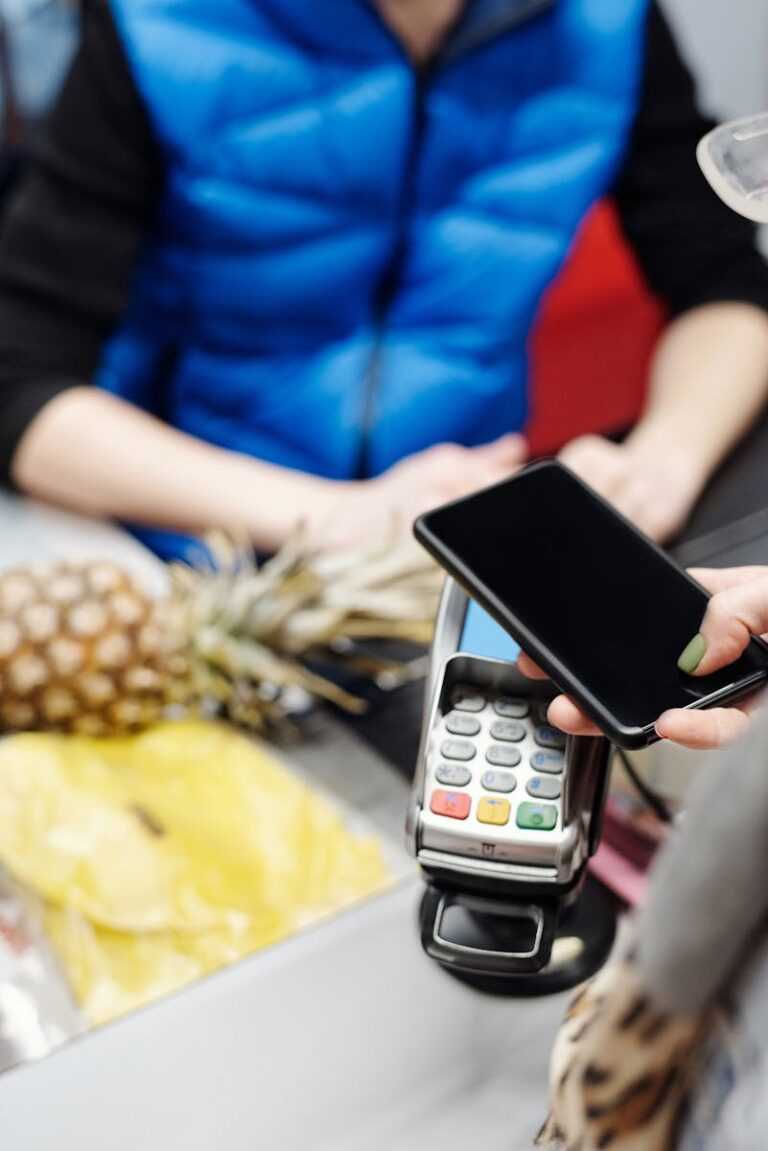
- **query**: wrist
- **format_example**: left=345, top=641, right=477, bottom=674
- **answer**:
left=223, top=453, right=348, bottom=553
left=625, top=419, right=716, bottom=494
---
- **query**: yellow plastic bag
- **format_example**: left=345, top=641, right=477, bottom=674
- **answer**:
left=0, top=721, right=391, bottom=1023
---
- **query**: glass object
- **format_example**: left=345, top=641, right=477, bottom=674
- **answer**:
left=698, top=112, right=768, bottom=223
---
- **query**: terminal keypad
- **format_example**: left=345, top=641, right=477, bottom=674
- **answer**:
left=427, top=686, right=563, bottom=844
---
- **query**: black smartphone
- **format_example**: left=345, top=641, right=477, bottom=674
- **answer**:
left=414, top=459, right=768, bottom=749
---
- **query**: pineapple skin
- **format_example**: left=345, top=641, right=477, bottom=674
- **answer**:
left=0, top=562, right=189, bottom=736
left=0, top=535, right=441, bottom=737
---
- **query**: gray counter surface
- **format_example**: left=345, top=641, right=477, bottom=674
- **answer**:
left=0, top=495, right=562, bottom=1149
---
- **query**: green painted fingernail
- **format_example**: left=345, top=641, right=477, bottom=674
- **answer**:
left=678, top=633, right=707, bottom=674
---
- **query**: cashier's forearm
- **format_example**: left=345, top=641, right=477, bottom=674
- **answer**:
left=10, top=387, right=340, bottom=552
left=627, top=303, right=768, bottom=482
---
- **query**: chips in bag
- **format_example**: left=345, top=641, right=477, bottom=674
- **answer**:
left=0, top=720, right=391, bottom=1023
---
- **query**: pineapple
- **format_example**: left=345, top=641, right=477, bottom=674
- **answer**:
left=0, top=533, right=441, bottom=737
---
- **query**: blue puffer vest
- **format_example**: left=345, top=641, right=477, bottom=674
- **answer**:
left=102, top=0, right=648, bottom=556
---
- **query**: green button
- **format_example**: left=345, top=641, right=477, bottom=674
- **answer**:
left=516, top=802, right=557, bottom=832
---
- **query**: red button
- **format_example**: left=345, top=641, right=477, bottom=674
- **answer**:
left=430, top=789, right=471, bottom=820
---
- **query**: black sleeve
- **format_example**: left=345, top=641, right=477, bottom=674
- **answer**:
left=0, top=0, right=162, bottom=484
left=615, top=3, right=768, bottom=318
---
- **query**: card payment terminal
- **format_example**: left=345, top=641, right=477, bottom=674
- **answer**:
left=408, top=579, right=616, bottom=992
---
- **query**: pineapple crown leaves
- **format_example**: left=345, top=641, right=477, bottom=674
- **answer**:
left=166, top=529, right=443, bottom=725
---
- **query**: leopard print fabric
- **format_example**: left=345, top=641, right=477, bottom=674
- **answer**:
left=536, top=948, right=715, bottom=1151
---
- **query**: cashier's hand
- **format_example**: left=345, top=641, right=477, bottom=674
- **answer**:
left=559, top=435, right=704, bottom=544
left=309, top=434, right=527, bottom=550
left=520, top=566, right=768, bottom=751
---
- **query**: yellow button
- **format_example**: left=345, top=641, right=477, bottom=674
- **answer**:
left=477, top=797, right=511, bottom=826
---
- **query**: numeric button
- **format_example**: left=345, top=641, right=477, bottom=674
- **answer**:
left=490, top=720, right=526, bottom=743
left=451, top=688, right=485, bottom=713
left=486, top=745, right=522, bottom=768
left=526, top=777, right=561, bottom=800
left=445, top=712, right=481, bottom=737
left=532, top=699, right=552, bottom=726
left=436, top=763, right=472, bottom=788
left=530, top=751, right=564, bottom=776
left=441, top=739, right=476, bottom=762
left=494, top=697, right=530, bottom=719
left=482, top=770, right=517, bottom=794
left=534, top=725, right=566, bottom=751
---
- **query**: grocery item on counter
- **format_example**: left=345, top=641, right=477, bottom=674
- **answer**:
left=0, top=532, right=440, bottom=737
left=0, top=720, right=392, bottom=1024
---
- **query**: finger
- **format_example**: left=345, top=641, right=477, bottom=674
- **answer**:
left=680, top=574, right=768, bottom=676
left=486, top=432, right=528, bottom=454
left=560, top=434, right=618, bottom=465
left=547, top=694, right=602, bottom=737
left=559, top=437, right=625, bottom=493
left=476, top=461, right=525, bottom=492
left=454, top=444, right=523, bottom=493
left=460, top=456, right=529, bottom=500
left=655, top=706, right=752, bottom=750
left=516, top=651, right=549, bottom=680
left=475, top=434, right=528, bottom=468
left=687, top=566, right=768, bottom=594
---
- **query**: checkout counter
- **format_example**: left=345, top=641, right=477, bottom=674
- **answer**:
left=1, top=409, right=768, bottom=1149
left=0, top=498, right=564, bottom=1151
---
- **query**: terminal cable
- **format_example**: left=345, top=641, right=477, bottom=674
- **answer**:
left=612, top=745, right=674, bottom=825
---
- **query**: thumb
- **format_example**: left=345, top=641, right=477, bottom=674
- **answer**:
left=678, top=574, right=768, bottom=676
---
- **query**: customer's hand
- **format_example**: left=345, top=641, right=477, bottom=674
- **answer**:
left=307, top=434, right=527, bottom=550
left=559, top=435, right=705, bottom=544
left=520, top=566, right=768, bottom=751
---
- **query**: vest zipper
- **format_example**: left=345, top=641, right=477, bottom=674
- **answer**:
left=355, top=58, right=433, bottom=479
left=354, top=2, right=524, bottom=480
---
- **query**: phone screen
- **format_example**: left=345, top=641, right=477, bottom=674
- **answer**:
left=421, top=462, right=768, bottom=732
